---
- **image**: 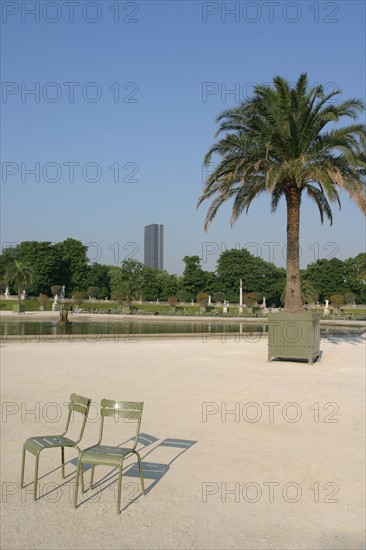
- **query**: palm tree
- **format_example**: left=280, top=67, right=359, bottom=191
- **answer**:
left=6, top=260, right=34, bottom=311
left=197, top=74, right=366, bottom=312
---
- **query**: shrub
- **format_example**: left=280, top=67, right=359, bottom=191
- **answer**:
left=51, top=285, right=62, bottom=297
left=255, top=292, right=263, bottom=304
left=88, top=286, right=100, bottom=299
left=112, top=291, right=125, bottom=305
left=73, top=291, right=86, bottom=307
left=167, top=296, right=178, bottom=307
left=196, top=292, right=209, bottom=306
left=212, top=291, right=225, bottom=303
left=38, top=293, right=48, bottom=306
left=344, top=292, right=356, bottom=304
left=330, top=294, right=344, bottom=310
left=244, top=292, right=257, bottom=307
left=177, top=289, right=190, bottom=303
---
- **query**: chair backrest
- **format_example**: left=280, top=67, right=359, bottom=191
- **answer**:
left=99, top=399, right=144, bottom=450
left=64, top=393, right=91, bottom=442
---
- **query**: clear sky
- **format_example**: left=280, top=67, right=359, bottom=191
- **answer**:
left=1, top=0, right=365, bottom=274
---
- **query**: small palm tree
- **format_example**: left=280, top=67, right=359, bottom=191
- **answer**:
left=281, top=279, right=319, bottom=306
left=197, top=74, right=366, bottom=312
left=112, top=282, right=133, bottom=311
left=6, top=260, right=34, bottom=311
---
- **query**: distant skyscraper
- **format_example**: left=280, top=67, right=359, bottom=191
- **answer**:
left=144, top=224, right=164, bottom=270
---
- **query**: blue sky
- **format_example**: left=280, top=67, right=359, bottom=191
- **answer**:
left=1, top=0, right=365, bottom=274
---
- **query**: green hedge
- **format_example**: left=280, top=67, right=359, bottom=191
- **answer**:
left=0, top=299, right=53, bottom=311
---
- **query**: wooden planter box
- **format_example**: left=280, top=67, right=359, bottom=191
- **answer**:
left=268, top=311, right=321, bottom=365
left=13, top=304, right=25, bottom=314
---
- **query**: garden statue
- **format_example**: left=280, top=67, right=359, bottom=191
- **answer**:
left=239, top=280, right=243, bottom=314
left=52, top=294, right=60, bottom=312
left=59, top=302, right=70, bottom=325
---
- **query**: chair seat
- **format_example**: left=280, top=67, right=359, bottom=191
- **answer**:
left=24, top=436, right=76, bottom=455
left=80, top=445, right=134, bottom=467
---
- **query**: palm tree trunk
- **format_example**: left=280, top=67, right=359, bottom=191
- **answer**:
left=284, top=187, right=304, bottom=312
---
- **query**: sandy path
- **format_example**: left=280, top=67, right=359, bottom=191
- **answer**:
left=1, top=335, right=365, bottom=549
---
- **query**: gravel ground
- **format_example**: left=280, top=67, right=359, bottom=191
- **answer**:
left=1, top=334, right=365, bottom=549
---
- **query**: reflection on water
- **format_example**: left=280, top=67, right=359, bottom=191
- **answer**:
left=0, top=320, right=268, bottom=338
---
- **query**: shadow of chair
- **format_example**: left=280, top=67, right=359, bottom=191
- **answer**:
left=82, top=437, right=197, bottom=512
left=74, top=434, right=197, bottom=510
left=137, top=438, right=197, bottom=494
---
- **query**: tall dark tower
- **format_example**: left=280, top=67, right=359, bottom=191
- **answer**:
left=144, top=224, right=164, bottom=270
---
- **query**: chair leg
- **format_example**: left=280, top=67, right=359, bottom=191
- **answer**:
left=61, top=447, right=65, bottom=478
left=34, top=454, right=40, bottom=501
left=90, top=465, right=95, bottom=489
left=117, top=460, right=124, bottom=514
left=20, top=447, right=26, bottom=488
left=74, top=459, right=82, bottom=508
left=80, top=463, right=85, bottom=494
left=135, top=451, right=145, bottom=495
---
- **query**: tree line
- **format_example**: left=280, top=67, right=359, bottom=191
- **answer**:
left=0, top=238, right=365, bottom=305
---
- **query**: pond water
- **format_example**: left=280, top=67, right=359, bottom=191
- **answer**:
left=0, top=319, right=364, bottom=339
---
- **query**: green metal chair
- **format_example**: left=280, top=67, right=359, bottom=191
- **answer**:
left=21, top=393, right=91, bottom=500
left=74, top=399, right=145, bottom=514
